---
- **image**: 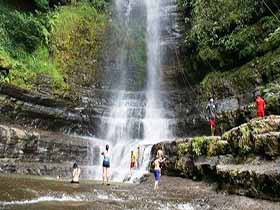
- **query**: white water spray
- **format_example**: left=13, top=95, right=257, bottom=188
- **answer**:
left=88, top=0, right=176, bottom=182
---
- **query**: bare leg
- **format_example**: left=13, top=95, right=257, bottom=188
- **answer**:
left=102, top=167, right=105, bottom=185
left=211, top=127, right=215, bottom=136
left=105, top=168, right=109, bottom=185
left=154, top=181, right=159, bottom=192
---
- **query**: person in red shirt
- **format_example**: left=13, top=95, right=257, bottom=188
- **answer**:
left=255, top=94, right=266, bottom=118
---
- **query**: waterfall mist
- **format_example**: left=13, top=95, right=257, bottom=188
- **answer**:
left=87, top=0, right=177, bottom=182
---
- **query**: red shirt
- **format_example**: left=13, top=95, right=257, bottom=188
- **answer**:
left=256, top=96, right=265, bottom=116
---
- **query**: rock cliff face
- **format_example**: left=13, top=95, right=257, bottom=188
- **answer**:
left=0, top=84, right=93, bottom=134
left=151, top=116, right=280, bottom=200
left=0, top=123, right=99, bottom=178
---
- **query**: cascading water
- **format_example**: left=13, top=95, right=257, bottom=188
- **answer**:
left=88, top=0, right=177, bottom=181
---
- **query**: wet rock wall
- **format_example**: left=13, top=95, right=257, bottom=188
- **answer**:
left=0, top=124, right=99, bottom=177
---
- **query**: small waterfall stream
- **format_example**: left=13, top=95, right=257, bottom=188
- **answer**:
left=87, top=0, right=177, bottom=182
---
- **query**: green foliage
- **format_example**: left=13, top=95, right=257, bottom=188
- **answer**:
left=191, top=136, right=209, bottom=157
left=238, top=126, right=252, bottom=155
left=262, top=81, right=280, bottom=114
left=90, top=0, right=109, bottom=12
left=178, top=0, right=280, bottom=81
left=177, top=143, right=189, bottom=158
left=201, top=47, right=280, bottom=98
left=50, top=1, right=108, bottom=89
left=0, top=0, right=108, bottom=95
left=207, top=140, right=228, bottom=156
left=0, top=3, right=64, bottom=91
left=34, top=0, right=49, bottom=10
left=0, top=8, right=50, bottom=53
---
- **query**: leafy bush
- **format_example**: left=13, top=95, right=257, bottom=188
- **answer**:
left=177, top=143, right=189, bottom=157
left=34, top=0, right=49, bottom=10
left=0, top=0, right=108, bottom=94
left=0, top=8, right=50, bottom=53
left=191, top=136, right=209, bottom=157
left=178, top=0, right=280, bottom=81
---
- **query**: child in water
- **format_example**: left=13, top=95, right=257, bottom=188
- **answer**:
left=71, top=163, right=81, bottom=184
left=130, top=150, right=136, bottom=176
left=153, top=151, right=166, bottom=192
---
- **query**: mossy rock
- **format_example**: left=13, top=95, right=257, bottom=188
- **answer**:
left=191, top=136, right=210, bottom=157
left=177, top=136, right=224, bottom=158
left=254, top=132, right=280, bottom=159
left=176, top=140, right=191, bottom=158
left=207, top=139, right=229, bottom=156
left=175, top=156, right=194, bottom=177
left=222, top=115, right=280, bottom=156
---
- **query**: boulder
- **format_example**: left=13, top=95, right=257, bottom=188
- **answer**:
left=254, top=132, right=280, bottom=159
left=222, top=116, right=280, bottom=156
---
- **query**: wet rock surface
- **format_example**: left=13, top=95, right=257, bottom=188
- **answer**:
left=0, top=83, right=258, bottom=137
left=0, top=174, right=279, bottom=210
left=0, top=124, right=98, bottom=177
left=152, top=116, right=280, bottom=200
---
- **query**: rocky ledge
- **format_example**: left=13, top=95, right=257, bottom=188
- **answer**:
left=0, top=124, right=99, bottom=177
left=0, top=84, right=96, bottom=135
left=151, top=115, right=280, bottom=201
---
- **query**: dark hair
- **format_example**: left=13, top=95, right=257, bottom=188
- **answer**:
left=106, top=144, right=109, bottom=151
left=73, top=163, right=78, bottom=169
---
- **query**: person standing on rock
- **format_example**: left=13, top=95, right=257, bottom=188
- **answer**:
left=255, top=94, right=266, bottom=118
left=71, top=163, right=81, bottom=184
left=101, top=144, right=110, bottom=185
left=206, top=97, right=216, bottom=136
left=153, top=152, right=166, bottom=192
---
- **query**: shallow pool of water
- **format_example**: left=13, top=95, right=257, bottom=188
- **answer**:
left=0, top=174, right=279, bottom=210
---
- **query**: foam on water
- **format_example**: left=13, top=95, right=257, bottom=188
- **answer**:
left=0, top=195, right=83, bottom=206
left=159, top=203, right=195, bottom=210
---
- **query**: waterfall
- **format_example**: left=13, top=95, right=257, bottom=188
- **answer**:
left=87, top=0, right=177, bottom=182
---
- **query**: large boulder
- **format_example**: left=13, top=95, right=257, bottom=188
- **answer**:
left=222, top=115, right=280, bottom=157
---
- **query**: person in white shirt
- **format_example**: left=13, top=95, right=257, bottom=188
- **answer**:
left=71, top=163, right=81, bottom=184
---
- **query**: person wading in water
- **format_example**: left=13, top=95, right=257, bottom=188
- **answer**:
left=101, top=144, right=110, bottom=185
left=71, top=163, right=81, bottom=184
left=206, top=97, right=216, bottom=136
left=153, top=151, right=166, bottom=192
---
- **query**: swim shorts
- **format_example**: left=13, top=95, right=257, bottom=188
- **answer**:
left=154, top=169, right=160, bottom=181
left=103, top=160, right=110, bottom=168
left=130, top=162, right=135, bottom=169
left=209, top=118, right=216, bottom=128
left=257, top=111, right=265, bottom=118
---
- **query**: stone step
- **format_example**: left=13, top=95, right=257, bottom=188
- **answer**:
left=216, top=160, right=280, bottom=200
